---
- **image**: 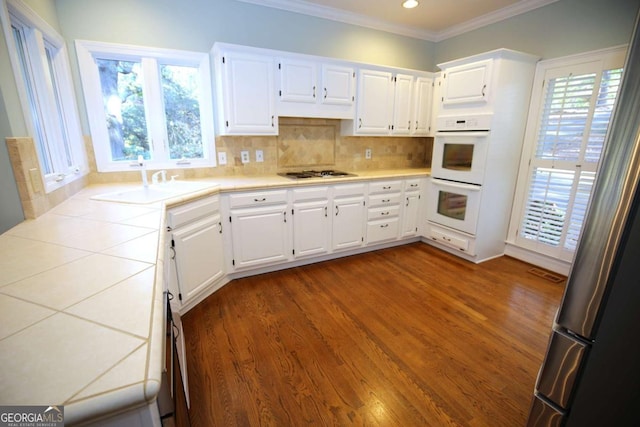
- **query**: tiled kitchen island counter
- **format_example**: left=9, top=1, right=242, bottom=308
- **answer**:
left=0, top=168, right=428, bottom=425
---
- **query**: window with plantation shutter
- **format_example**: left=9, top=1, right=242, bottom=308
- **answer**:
left=510, top=49, right=625, bottom=262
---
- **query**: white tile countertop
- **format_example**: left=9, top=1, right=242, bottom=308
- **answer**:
left=0, top=168, right=428, bottom=425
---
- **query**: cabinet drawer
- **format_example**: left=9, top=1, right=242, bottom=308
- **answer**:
left=367, top=205, right=400, bottom=220
left=369, top=180, right=403, bottom=194
left=167, top=195, right=219, bottom=229
left=368, top=193, right=401, bottom=207
left=292, top=186, right=329, bottom=202
left=229, top=190, right=288, bottom=208
left=428, top=223, right=476, bottom=255
left=366, top=217, right=399, bottom=244
left=332, top=183, right=366, bottom=198
left=404, top=179, right=422, bottom=192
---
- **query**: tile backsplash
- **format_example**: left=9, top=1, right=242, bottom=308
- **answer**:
left=87, top=117, right=432, bottom=183
left=214, top=117, right=432, bottom=176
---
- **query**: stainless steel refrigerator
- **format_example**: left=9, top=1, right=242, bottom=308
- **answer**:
left=526, top=10, right=640, bottom=427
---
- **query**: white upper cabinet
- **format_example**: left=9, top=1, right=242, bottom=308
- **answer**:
left=353, top=69, right=394, bottom=135
left=441, top=59, right=493, bottom=106
left=391, top=74, right=414, bottom=136
left=412, top=76, right=434, bottom=136
left=344, top=68, right=435, bottom=137
left=437, top=49, right=539, bottom=117
left=277, top=58, right=355, bottom=118
left=321, top=64, right=355, bottom=106
left=278, top=59, right=316, bottom=103
left=213, top=45, right=277, bottom=135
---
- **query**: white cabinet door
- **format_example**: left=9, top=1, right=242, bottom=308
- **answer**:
left=441, top=59, right=492, bottom=106
left=293, top=199, right=330, bottom=258
left=230, top=204, right=290, bottom=269
left=332, top=195, right=365, bottom=251
left=391, top=74, right=414, bottom=136
left=279, top=59, right=317, bottom=103
left=412, top=76, right=434, bottom=136
left=170, top=213, right=225, bottom=304
left=217, top=51, right=277, bottom=134
left=355, top=69, right=393, bottom=134
left=321, top=64, right=354, bottom=106
left=401, top=191, right=421, bottom=238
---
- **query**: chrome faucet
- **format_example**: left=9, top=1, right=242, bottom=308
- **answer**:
left=138, top=155, right=148, bottom=188
left=151, top=170, right=167, bottom=185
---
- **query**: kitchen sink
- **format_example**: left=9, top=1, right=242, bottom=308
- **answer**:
left=91, top=181, right=216, bottom=204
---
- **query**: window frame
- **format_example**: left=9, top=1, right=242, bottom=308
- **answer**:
left=75, top=39, right=216, bottom=173
left=508, top=46, right=627, bottom=262
left=2, top=0, right=87, bottom=193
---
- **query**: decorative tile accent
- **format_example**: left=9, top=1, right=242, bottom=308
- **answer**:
left=278, top=123, right=336, bottom=168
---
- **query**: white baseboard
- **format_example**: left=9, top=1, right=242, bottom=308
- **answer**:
left=504, top=243, right=571, bottom=276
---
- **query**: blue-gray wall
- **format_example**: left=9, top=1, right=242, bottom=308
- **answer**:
left=0, top=0, right=638, bottom=232
left=435, top=0, right=640, bottom=65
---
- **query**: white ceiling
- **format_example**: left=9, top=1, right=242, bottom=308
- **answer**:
left=236, top=0, right=559, bottom=41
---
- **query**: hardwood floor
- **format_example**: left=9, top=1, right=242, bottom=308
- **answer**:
left=182, top=243, right=564, bottom=426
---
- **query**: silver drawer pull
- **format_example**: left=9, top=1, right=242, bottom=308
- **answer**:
left=382, top=186, right=391, bottom=190
left=380, top=224, right=389, bottom=228
left=382, top=199, right=390, bottom=203
left=380, top=211, right=390, bottom=216
left=254, top=197, right=266, bottom=202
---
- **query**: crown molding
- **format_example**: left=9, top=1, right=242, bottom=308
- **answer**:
left=235, top=0, right=560, bottom=42
left=434, top=0, right=560, bottom=42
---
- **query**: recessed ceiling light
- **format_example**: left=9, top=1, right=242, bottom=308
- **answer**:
left=402, top=0, right=419, bottom=9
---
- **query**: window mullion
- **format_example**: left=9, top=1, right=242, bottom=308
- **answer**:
left=141, top=58, right=168, bottom=163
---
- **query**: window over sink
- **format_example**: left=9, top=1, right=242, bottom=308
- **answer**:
left=76, top=40, right=216, bottom=172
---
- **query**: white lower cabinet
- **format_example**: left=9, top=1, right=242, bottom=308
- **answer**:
left=366, top=180, right=402, bottom=244
left=166, top=195, right=225, bottom=310
left=292, top=187, right=330, bottom=259
left=331, top=184, right=366, bottom=251
left=401, top=178, right=424, bottom=238
left=220, top=178, right=426, bottom=274
left=228, top=190, right=291, bottom=269
left=170, top=215, right=225, bottom=303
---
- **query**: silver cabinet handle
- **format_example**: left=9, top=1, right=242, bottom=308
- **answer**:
left=313, top=86, right=316, bottom=98
left=324, top=87, right=327, bottom=99
left=218, top=221, right=223, bottom=234
left=283, top=211, right=287, bottom=223
left=254, top=197, right=266, bottom=202
left=358, top=118, right=362, bottom=129
left=482, top=84, right=487, bottom=97
left=406, top=197, right=410, bottom=207
left=380, top=211, right=390, bottom=216
left=335, top=205, right=339, bottom=216
left=380, top=224, right=389, bottom=228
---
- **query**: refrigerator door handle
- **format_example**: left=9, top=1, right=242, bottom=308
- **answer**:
left=535, top=329, right=589, bottom=409
left=527, top=394, right=565, bottom=427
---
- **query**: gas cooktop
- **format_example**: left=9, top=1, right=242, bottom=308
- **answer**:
left=278, top=170, right=357, bottom=179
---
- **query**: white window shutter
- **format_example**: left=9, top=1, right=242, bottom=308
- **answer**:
left=514, top=61, right=624, bottom=260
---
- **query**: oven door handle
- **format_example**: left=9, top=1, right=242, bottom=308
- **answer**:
left=432, top=178, right=482, bottom=191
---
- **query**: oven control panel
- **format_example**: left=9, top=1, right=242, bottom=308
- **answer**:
left=437, top=113, right=493, bottom=132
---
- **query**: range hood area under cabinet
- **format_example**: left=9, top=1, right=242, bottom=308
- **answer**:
left=212, top=42, right=437, bottom=137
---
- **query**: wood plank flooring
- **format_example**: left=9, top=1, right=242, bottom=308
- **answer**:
left=182, top=243, right=564, bottom=426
